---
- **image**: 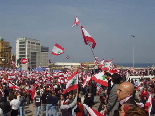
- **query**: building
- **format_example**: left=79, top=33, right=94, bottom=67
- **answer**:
left=16, top=37, right=49, bottom=68
left=40, top=46, right=49, bottom=67
left=0, top=36, right=12, bottom=68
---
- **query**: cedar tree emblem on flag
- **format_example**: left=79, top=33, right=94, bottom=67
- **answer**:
left=52, top=43, right=65, bottom=55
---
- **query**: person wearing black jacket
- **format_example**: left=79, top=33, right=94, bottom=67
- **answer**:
left=19, top=93, right=26, bottom=116
left=41, top=90, right=48, bottom=115
left=83, top=93, right=94, bottom=108
left=46, top=92, right=53, bottom=116
left=1, top=97, right=11, bottom=116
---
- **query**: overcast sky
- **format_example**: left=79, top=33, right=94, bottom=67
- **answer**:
left=0, top=0, right=155, bottom=63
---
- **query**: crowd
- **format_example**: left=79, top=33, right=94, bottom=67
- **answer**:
left=0, top=67, right=154, bottom=116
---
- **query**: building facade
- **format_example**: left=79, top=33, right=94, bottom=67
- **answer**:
left=16, top=37, right=49, bottom=68
left=0, top=37, right=12, bottom=68
left=40, top=46, right=49, bottom=67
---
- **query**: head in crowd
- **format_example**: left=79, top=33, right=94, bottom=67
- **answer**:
left=112, top=73, right=121, bottom=84
left=37, top=92, right=40, bottom=96
left=77, top=98, right=81, bottom=104
left=117, top=82, right=134, bottom=100
left=104, top=72, right=112, bottom=80
left=119, top=104, right=149, bottom=116
left=13, top=95, right=17, bottom=99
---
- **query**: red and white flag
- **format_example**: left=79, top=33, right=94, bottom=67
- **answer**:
left=31, top=85, right=36, bottom=99
left=72, top=16, right=80, bottom=27
left=9, top=82, right=20, bottom=90
left=62, top=70, right=79, bottom=94
left=81, top=26, right=96, bottom=49
left=83, top=104, right=104, bottom=116
left=145, top=94, right=152, bottom=114
left=83, top=75, right=91, bottom=88
left=52, top=43, right=65, bottom=55
left=92, top=72, right=108, bottom=87
left=21, top=58, right=28, bottom=64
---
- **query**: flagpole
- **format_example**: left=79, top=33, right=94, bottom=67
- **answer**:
left=88, top=43, right=96, bottom=59
left=131, top=35, right=135, bottom=68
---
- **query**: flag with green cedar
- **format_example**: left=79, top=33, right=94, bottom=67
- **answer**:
left=92, top=72, right=108, bottom=87
left=62, top=71, right=78, bottom=94
left=52, top=43, right=65, bottom=55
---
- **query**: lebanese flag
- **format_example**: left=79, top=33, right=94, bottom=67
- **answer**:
left=83, top=104, right=104, bottom=116
left=72, top=16, right=80, bottom=27
left=81, top=26, right=96, bottom=49
left=31, top=85, right=36, bottom=99
left=21, top=58, right=28, bottom=64
left=83, top=75, right=91, bottom=88
left=9, top=82, right=20, bottom=90
left=91, top=72, right=108, bottom=87
left=62, top=71, right=79, bottom=94
left=145, top=94, right=152, bottom=114
left=94, top=57, right=100, bottom=64
left=52, top=43, right=65, bottom=55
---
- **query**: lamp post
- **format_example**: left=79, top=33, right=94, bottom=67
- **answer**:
left=131, top=35, right=135, bottom=68
left=2, top=58, right=5, bottom=69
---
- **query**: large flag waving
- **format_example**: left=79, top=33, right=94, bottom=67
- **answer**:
left=62, top=70, right=79, bottom=94
left=91, top=72, right=108, bottom=87
left=52, top=43, right=65, bottom=55
left=81, top=26, right=96, bottom=49
left=83, top=104, right=104, bottom=116
left=72, top=16, right=80, bottom=27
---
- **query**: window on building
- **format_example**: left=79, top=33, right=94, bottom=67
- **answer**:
left=19, top=45, right=25, bottom=47
left=31, top=42, right=35, bottom=44
left=19, top=55, right=25, bottom=58
left=19, top=52, right=25, bottom=54
left=19, top=41, right=25, bottom=44
left=19, top=48, right=25, bottom=51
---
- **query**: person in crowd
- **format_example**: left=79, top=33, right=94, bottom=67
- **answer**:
left=0, top=105, right=3, bottom=116
left=83, top=93, right=94, bottom=108
left=0, top=97, right=11, bottom=116
left=34, top=92, right=42, bottom=116
left=51, top=92, right=59, bottom=116
left=3, top=87, right=9, bottom=99
left=68, top=93, right=74, bottom=104
left=119, top=104, right=149, bottom=116
left=100, top=104, right=107, bottom=115
left=115, top=81, right=137, bottom=116
left=60, top=93, right=77, bottom=116
left=106, top=73, right=121, bottom=116
left=41, top=90, right=48, bottom=116
left=19, top=92, right=26, bottom=116
left=74, top=98, right=84, bottom=116
left=150, top=95, right=155, bottom=116
left=10, top=95, right=20, bottom=116
left=117, top=82, right=136, bottom=106
left=46, top=91, right=53, bottom=116
left=141, top=88, right=149, bottom=105
left=105, top=72, right=112, bottom=96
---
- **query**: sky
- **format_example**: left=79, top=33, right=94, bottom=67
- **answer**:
left=0, top=0, right=155, bottom=63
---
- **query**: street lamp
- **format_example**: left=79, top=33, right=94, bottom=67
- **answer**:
left=2, top=58, right=5, bottom=69
left=131, top=35, right=135, bottom=68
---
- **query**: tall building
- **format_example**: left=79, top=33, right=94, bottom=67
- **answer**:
left=0, top=36, right=12, bottom=68
left=16, top=37, right=49, bottom=68
left=40, top=46, right=49, bottom=67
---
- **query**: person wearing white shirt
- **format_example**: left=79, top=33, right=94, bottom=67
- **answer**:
left=10, top=95, right=20, bottom=116
left=0, top=107, right=3, bottom=116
